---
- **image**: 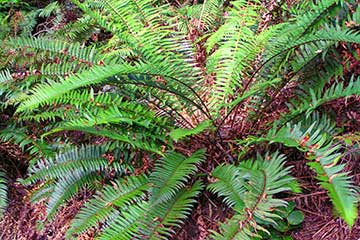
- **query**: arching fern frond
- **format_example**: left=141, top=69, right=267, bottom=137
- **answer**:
left=6, top=37, right=101, bottom=65
left=22, top=144, right=129, bottom=220
left=64, top=150, right=205, bottom=239
left=141, top=181, right=203, bottom=240
left=266, top=122, right=358, bottom=226
left=149, top=149, right=205, bottom=204
left=67, top=174, right=148, bottom=238
left=208, top=152, right=298, bottom=239
left=44, top=125, right=165, bottom=156
left=265, top=27, right=360, bottom=64
left=283, top=76, right=360, bottom=122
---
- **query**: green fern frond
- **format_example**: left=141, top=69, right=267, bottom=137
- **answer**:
left=179, top=0, right=224, bottom=31
left=0, top=69, right=12, bottom=85
left=29, top=180, right=55, bottom=203
left=6, top=37, right=100, bottom=64
left=141, top=181, right=203, bottom=240
left=206, top=1, right=261, bottom=110
left=169, top=120, right=212, bottom=142
left=285, top=77, right=360, bottom=121
left=98, top=202, right=148, bottom=240
left=208, top=152, right=297, bottom=239
left=15, top=64, right=127, bottom=112
left=44, top=125, right=164, bottom=155
left=16, top=63, right=204, bottom=117
left=207, top=164, right=246, bottom=210
left=265, top=27, right=360, bottom=63
left=22, top=144, right=126, bottom=185
left=67, top=174, right=148, bottom=238
left=46, top=170, right=101, bottom=220
left=292, top=0, right=342, bottom=35
left=0, top=170, right=7, bottom=218
left=268, top=122, right=358, bottom=226
left=150, top=149, right=205, bottom=204
left=0, top=125, right=53, bottom=159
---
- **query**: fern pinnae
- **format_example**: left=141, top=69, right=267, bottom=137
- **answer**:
left=265, top=27, right=360, bottom=64
left=141, top=181, right=204, bottom=240
left=67, top=174, right=149, bottom=238
left=98, top=201, right=148, bottom=240
left=149, top=149, right=206, bottom=204
left=0, top=170, right=7, bottom=218
left=207, top=164, right=246, bottom=210
left=0, top=69, right=12, bottom=85
left=268, top=122, right=358, bottom=226
left=295, top=0, right=342, bottom=37
left=283, top=76, right=360, bottom=124
left=208, top=152, right=297, bottom=239
left=29, top=180, right=55, bottom=203
left=46, top=170, right=101, bottom=220
left=6, top=37, right=100, bottom=64
left=22, top=145, right=117, bottom=185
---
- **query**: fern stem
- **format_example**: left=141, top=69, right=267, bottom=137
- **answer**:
left=119, top=80, right=211, bottom=120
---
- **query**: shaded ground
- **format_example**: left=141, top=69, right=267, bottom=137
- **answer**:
left=0, top=180, right=90, bottom=240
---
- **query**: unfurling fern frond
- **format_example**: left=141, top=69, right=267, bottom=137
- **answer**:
left=0, top=170, right=7, bottom=218
left=208, top=152, right=299, bottom=239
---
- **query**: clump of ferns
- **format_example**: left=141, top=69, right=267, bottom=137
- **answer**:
left=2, top=0, right=360, bottom=237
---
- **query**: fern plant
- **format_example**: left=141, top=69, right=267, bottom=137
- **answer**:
left=1, top=0, right=360, bottom=238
